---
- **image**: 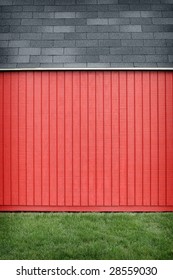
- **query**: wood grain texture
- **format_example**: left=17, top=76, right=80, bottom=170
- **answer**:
left=0, top=71, right=173, bottom=211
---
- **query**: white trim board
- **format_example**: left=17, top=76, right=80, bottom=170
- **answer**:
left=0, top=68, right=173, bottom=71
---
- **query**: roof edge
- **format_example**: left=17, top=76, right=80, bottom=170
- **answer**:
left=0, top=68, right=173, bottom=71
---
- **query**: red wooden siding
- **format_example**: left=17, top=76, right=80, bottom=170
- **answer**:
left=0, top=71, right=173, bottom=212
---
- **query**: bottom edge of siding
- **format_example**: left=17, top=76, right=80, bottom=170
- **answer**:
left=0, top=206, right=173, bottom=212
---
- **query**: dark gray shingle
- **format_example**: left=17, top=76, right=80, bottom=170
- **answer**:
left=0, top=0, right=172, bottom=68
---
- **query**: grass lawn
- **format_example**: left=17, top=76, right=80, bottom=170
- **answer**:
left=0, top=213, right=173, bottom=260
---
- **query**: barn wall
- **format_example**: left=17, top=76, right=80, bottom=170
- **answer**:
left=0, top=70, right=173, bottom=212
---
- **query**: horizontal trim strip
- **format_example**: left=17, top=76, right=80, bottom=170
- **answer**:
left=0, top=206, right=173, bottom=212
left=0, top=68, right=173, bottom=72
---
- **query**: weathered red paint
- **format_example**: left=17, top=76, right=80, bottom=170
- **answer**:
left=0, top=71, right=173, bottom=212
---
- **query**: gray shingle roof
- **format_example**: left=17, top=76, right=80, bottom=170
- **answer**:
left=0, top=0, right=173, bottom=68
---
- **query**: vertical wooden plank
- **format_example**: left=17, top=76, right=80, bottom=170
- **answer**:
left=81, top=72, right=88, bottom=206
left=73, top=71, right=80, bottom=206
left=112, top=72, right=119, bottom=206
left=11, top=72, right=19, bottom=205
left=127, top=71, right=135, bottom=206
left=3, top=73, right=11, bottom=205
left=56, top=72, right=58, bottom=206
left=143, top=72, right=150, bottom=206
left=26, top=72, right=34, bottom=206
left=88, top=71, right=96, bottom=206
left=104, top=72, right=112, bottom=206
left=119, top=71, right=127, bottom=205
left=135, top=72, right=143, bottom=205
left=158, top=72, right=166, bottom=206
left=166, top=72, right=173, bottom=205
left=57, top=72, right=65, bottom=206
left=18, top=72, right=26, bottom=205
left=0, top=73, right=3, bottom=205
left=96, top=72, right=104, bottom=206
left=150, top=72, right=158, bottom=206
left=34, top=72, right=42, bottom=205
left=42, top=71, right=49, bottom=206
left=49, top=72, right=57, bottom=206
left=65, top=71, right=73, bottom=206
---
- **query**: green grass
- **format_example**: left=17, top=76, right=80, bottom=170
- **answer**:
left=0, top=213, right=173, bottom=260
